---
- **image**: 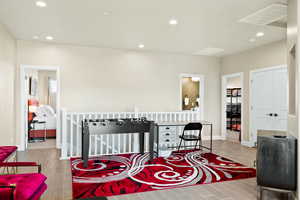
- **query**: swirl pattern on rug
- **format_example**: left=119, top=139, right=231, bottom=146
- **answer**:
left=71, top=150, right=256, bottom=199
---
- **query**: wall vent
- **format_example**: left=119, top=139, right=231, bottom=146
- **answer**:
left=239, top=3, right=287, bottom=27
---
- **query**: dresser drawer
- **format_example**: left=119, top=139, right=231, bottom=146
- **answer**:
left=159, top=132, right=176, bottom=142
left=160, top=132, right=175, bottom=138
left=159, top=126, right=176, bottom=132
left=159, top=137, right=176, bottom=144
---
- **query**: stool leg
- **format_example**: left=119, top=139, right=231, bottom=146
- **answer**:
left=257, top=186, right=260, bottom=200
left=287, top=192, right=293, bottom=200
left=259, top=187, right=263, bottom=200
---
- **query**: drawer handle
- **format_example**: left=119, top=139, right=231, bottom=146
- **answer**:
left=165, top=133, right=170, bottom=136
left=166, top=127, right=170, bottom=130
left=165, top=139, right=170, bottom=142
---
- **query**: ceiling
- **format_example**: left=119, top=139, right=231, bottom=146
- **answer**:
left=0, top=0, right=288, bottom=56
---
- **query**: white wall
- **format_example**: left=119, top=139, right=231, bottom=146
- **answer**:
left=25, top=68, right=38, bottom=99
left=0, top=23, right=16, bottom=146
left=227, top=76, right=241, bottom=89
left=15, top=40, right=222, bottom=145
left=0, top=28, right=287, bottom=149
left=287, top=0, right=298, bottom=139
left=221, top=40, right=287, bottom=142
left=38, top=70, right=56, bottom=106
left=289, top=0, right=300, bottom=197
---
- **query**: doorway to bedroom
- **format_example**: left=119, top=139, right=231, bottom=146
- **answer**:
left=20, top=65, right=60, bottom=150
left=179, top=74, right=204, bottom=120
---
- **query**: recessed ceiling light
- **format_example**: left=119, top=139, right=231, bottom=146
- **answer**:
left=169, top=19, right=178, bottom=25
left=249, top=38, right=256, bottom=42
left=36, top=1, right=47, bottom=7
left=46, top=36, right=53, bottom=40
left=103, top=11, right=111, bottom=16
left=256, top=32, right=265, bottom=37
left=33, top=36, right=39, bottom=40
left=138, top=44, right=145, bottom=49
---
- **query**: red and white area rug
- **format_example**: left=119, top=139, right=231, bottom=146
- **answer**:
left=71, top=150, right=256, bottom=199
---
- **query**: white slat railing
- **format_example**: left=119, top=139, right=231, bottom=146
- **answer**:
left=60, top=110, right=201, bottom=159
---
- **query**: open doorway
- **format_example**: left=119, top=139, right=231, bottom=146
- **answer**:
left=180, top=74, right=204, bottom=119
left=222, top=73, right=243, bottom=143
left=20, top=65, right=60, bottom=150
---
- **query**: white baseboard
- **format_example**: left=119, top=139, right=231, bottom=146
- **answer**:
left=241, top=140, right=255, bottom=147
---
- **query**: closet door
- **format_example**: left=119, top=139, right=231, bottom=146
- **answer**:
left=251, top=67, right=288, bottom=143
left=251, top=70, right=274, bottom=137
left=271, top=68, right=288, bottom=131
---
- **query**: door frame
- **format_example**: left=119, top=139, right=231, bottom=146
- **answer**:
left=221, top=72, right=244, bottom=142
left=179, top=74, right=205, bottom=120
left=20, top=65, right=61, bottom=151
left=249, top=65, right=287, bottom=145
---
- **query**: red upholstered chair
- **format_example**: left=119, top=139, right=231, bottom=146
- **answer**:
left=0, top=146, right=18, bottom=174
left=0, top=162, right=47, bottom=200
left=0, top=146, right=17, bottom=163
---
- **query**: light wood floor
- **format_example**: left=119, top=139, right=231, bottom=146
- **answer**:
left=28, top=138, right=56, bottom=149
left=226, top=130, right=240, bottom=143
left=17, top=140, right=288, bottom=200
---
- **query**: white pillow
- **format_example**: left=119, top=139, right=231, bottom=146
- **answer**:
left=35, top=105, right=55, bottom=118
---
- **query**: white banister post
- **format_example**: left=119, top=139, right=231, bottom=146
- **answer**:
left=134, top=109, right=138, bottom=118
left=61, top=108, right=68, bottom=159
left=133, top=109, right=139, bottom=152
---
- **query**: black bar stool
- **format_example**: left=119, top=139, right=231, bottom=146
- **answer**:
left=177, top=123, right=203, bottom=151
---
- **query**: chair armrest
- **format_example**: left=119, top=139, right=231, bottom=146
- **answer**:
left=0, top=162, right=42, bottom=173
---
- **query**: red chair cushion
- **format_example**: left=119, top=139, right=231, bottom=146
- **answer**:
left=0, top=187, right=14, bottom=199
left=0, top=146, right=17, bottom=162
left=0, top=173, right=47, bottom=200
left=31, top=183, right=47, bottom=200
left=0, top=162, right=38, bottom=167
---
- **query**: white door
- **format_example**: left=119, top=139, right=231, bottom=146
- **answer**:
left=251, top=67, right=288, bottom=144
left=272, top=68, right=288, bottom=130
